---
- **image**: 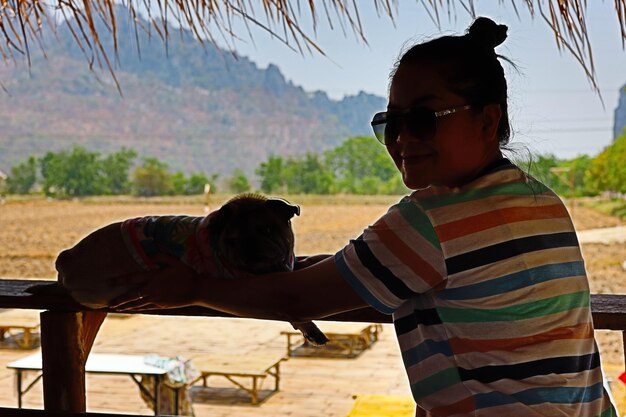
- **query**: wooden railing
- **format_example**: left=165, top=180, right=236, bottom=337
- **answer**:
left=0, top=278, right=625, bottom=416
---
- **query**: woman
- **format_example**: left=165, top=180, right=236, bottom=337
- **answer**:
left=113, top=17, right=617, bottom=417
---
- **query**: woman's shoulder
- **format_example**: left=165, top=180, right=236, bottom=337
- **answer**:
left=406, top=161, right=563, bottom=212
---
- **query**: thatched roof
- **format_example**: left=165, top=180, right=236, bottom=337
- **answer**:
left=1, top=0, right=625, bottom=90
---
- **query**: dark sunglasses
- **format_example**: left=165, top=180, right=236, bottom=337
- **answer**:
left=370, top=104, right=472, bottom=145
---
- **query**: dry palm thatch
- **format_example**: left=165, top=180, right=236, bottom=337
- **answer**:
left=0, top=0, right=625, bottom=91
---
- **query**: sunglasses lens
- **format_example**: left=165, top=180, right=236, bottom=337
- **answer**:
left=371, top=107, right=438, bottom=145
left=406, top=108, right=437, bottom=140
left=372, top=123, right=386, bottom=144
left=373, top=121, right=400, bottom=146
left=371, top=112, right=389, bottom=144
left=383, top=121, right=400, bottom=145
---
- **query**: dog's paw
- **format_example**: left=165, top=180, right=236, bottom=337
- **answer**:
left=294, top=321, right=329, bottom=346
left=25, top=282, right=70, bottom=297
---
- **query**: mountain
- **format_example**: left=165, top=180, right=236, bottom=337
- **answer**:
left=614, top=84, right=626, bottom=139
left=0, top=6, right=386, bottom=177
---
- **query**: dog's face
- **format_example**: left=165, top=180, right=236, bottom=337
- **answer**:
left=209, top=194, right=300, bottom=274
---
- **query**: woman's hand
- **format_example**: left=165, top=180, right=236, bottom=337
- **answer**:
left=294, top=254, right=332, bottom=270
left=109, top=254, right=201, bottom=312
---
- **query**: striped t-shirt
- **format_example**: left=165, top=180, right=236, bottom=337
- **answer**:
left=335, top=159, right=616, bottom=417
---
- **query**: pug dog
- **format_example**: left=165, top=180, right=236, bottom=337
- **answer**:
left=32, top=193, right=328, bottom=346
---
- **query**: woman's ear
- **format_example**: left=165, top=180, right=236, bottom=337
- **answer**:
left=481, top=103, right=502, bottom=143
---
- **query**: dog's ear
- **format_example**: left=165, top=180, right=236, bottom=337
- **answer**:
left=210, top=201, right=239, bottom=231
left=266, top=198, right=300, bottom=220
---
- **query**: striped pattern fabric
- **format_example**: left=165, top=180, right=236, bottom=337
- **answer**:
left=335, top=160, right=616, bottom=417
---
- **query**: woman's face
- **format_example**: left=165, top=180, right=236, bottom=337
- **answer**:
left=386, top=62, right=502, bottom=189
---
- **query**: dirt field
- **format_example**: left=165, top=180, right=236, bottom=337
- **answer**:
left=0, top=196, right=397, bottom=278
left=0, top=196, right=624, bottom=414
left=1, top=197, right=621, bottom=277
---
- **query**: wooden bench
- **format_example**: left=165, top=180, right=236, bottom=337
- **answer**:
left=281, top=322, right=382, bottom=358
left=189, top=353, right=285, bottom=404
left=0, top=278, right=624, bottom=417
left=0, top=309, right=42, bottom=349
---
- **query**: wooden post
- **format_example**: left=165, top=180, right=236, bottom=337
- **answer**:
left=623, top=330, right=626, bottom=367
left=40, top=311, right=106, bottom=412
left=203, top=183, right=211, bottom=213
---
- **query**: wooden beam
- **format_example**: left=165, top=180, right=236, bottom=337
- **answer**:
left=0, top=407, right=160, bottom=417
left=0, top=279, right=624, bottom=328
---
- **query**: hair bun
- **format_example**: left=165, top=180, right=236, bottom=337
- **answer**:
left=467, top=17, right=508, bottom=49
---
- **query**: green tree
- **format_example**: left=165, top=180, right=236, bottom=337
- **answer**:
left=100, top=148, right=137, bottom=195
left=132, top=157, right=171, bottom=196
left=383, top=175, right=411, bottom=195
left=40, top=152, right=64, bottom=196
left=256, top=155, right=286, bottom=193
left=169, top=171, right=187, bottom=195
left=40, top=147, right=103, bottom=196
left=186, top=173, right=212, bottom=195
left=586, top=152, right=610, bottom=194
left=6, top=156, right=38, bottom=194
left=169, top=172, right=213, bottom=195
left=563, top=155, right=593, bottom=196
left=514, top=153, right=570, bottom=194
left=227, top=169, right=251, bottom=193
left=586, top=135, right=626, bottom=194
left=514, top=152, right=603, bottom=197
left=283, top=153, right=335, bottom=194
left=325, top=136, right=399, bottom=194
left=64, top=147, right=103, bottom=196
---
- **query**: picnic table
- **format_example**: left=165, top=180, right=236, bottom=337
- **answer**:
left=281, top=322, right=383, bottom=358
left=7, top=353, right=178, bottom=415
left=189, top=353, right=286, bottom=405
left=0, top=309, right=42, bottom=349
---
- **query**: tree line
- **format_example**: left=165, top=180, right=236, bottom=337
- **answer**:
left=3, top=147, right=219, bottom=197
left=1, top=136, right=408, bottom=197
left=2, top=134, right=626, bottom=197
left=516, top=133, right=626, bottom=197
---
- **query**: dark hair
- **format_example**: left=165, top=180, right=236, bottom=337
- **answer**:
left=391, top=17, right=512, bottom=146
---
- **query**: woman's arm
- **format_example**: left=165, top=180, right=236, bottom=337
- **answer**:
left=111, top=254, right=369, bottom=322
left=198, top=256, right=367, bottom=321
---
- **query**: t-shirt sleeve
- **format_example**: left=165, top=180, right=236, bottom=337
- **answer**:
left=334, top=199, right=446, bottom=314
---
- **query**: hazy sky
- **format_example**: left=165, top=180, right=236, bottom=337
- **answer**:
left=216, top=2, right=626, bottom=159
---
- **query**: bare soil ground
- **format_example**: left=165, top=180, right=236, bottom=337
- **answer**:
left=0, top=197, right=624, bottom=413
